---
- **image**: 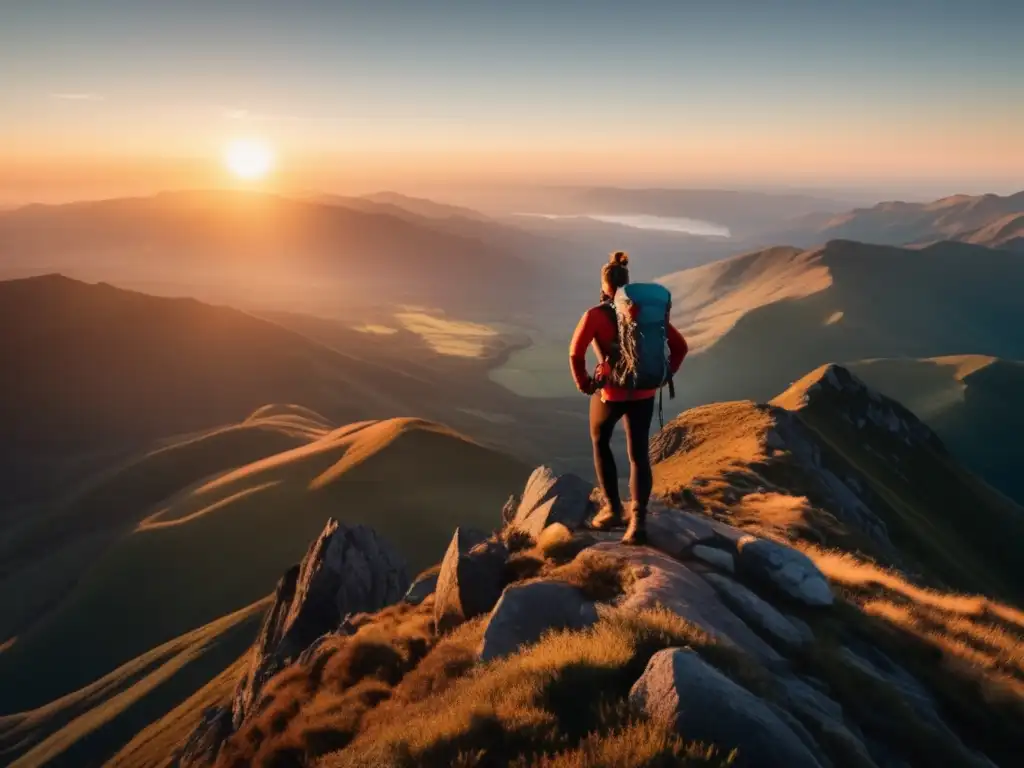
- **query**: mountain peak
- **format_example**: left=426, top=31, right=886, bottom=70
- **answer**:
left=773, top=363, right=944, bottom=451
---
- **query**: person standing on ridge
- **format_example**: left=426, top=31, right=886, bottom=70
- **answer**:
left=569, top=251, right=688, bottom=545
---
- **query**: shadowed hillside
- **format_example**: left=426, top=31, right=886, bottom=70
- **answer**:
left=0, top=274, right=409, bottom=506
left=848, top=355, right=1024, bottom=503
left=0, top=416, right=528, bottom=717
left=0, top=275, right=584, bottom=508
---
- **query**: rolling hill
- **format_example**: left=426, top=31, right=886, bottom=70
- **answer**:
left=0, top=274, right=585, bottom=509
left=0, top=274, right=410, bottom=507
left=0, top=189, right=543, bottom=316
left=0, top=414, right=529, bottom=716
left=768, top=190, right=1024, bottom=249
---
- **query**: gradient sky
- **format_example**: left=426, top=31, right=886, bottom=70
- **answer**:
left=2, top=0, right=1022, bottom=201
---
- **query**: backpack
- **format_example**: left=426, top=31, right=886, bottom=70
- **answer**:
left=596, top=282, right=674, bottom=391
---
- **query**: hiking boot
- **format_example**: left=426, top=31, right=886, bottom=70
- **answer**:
left=621, top=505, right=648, bottom=546
left=590, top=503, right=626, bottom=530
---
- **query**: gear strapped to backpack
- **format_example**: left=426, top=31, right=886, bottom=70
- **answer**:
left=592, top=282, right=676, bottom=425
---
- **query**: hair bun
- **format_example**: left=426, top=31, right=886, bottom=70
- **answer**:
left=609, top=250, right=630, bottom=266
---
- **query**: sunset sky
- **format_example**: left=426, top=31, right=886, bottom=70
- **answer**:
left=2, top=0, right=1022, bottom=202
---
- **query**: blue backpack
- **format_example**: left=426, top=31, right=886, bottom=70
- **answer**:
left=596, top=282, right=674, bottom=393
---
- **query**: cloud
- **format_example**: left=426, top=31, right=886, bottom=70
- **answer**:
left=51, top=92, right=104, bottom=101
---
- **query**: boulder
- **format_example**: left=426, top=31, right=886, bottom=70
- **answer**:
left=231, top=519, right=408, bottom=728
left=594, top=543, right=784, bottom=667
left=691, top=544, right=736, bottom=573
left=646, top=504, right=744, bottom=558
left=434, top=527, right=508, bottom=633
left=703, top=573, right=807, bottom=650
left=629, top=648, right=824, bottom=768
left=479, top=580, right=598, bottom=661
left=511, top=466, right=593, bottom=537
left=735, top=535, right=834, bottom=607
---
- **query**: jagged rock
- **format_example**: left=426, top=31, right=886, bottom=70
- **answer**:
left=174, top=705, right=233, bottom=767
left=595, top=543, right=784, bottom=666
left=231, top=519, right=408, bottom=728
left=703, top=572, right=807, bottom=649
left=403, top=570, right=440, bottom=605
left=479, top=581, right=598, bottom=661
left=510, top=465, right=593, bottom=537
left=630, top=648, right=824, bottom=768
left=691, top=544, right=736, bottom=573
left=434, top=527, right=508, bottom=633
left=735, top=535, right=833, bottom=606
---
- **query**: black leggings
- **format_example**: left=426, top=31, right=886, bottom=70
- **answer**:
left=589, top=395, right=655, bottom=512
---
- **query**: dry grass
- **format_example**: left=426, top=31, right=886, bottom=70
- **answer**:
left=213, top=601, right=438, bottom=768
left=798, top=545, right=1024, bottom=766
left=323, top=608, right=746, bottom=768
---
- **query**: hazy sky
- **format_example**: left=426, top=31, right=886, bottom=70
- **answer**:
left=2, top=0, right=1022, bottom=201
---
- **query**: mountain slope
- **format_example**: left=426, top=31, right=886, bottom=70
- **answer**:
left=0, top=275, right=585, bottom=509
left=0, top=275, right=413, bottom=506
left=0, top=416, right=528, bottom=715
left=0, top=600, right=267, bottom=768
left=660, top=239, right=1024, bottom=404
left=769, top=190, right=1024, bottom=248
left=653, top=363, right=1024, bottom=603
left=656, top=239, right=1024, bottom=500
left=848, top=355, right=1024, bottom=503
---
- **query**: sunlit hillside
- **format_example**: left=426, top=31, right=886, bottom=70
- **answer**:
left=659, top=239, right=1024, bottom=409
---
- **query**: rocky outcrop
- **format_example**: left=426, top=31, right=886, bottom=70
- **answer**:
left=175, top=519, right=408, bottom=766
left=595, top=542, right=785, bottom=666
left=434, top=527, right=508, bottom=633
left=232, top=519, right=409, bottom=726
left=479, top=581, right=599, bottom=661
left=630, top=648, right=824, bottom=768
left=508, top=465, right=593, bottom=537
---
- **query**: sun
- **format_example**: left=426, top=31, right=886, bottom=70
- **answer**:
left=224, top=138, right=274, bottom=181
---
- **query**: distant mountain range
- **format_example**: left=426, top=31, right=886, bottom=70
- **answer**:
left=764, top=190, right=1024, bottom=250
left=0, top=190, right=545, bottom=316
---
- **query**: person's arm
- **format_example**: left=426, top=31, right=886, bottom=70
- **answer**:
left=667, top=322, right=688, bottom=375
left=569, top=309, right=597, bottom=394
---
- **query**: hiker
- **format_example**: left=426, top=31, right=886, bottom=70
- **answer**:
left=569, top=251, right=688, bottom=545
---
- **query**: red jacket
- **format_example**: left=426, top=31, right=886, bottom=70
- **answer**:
left=569, top=305, right=688, bottom=401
